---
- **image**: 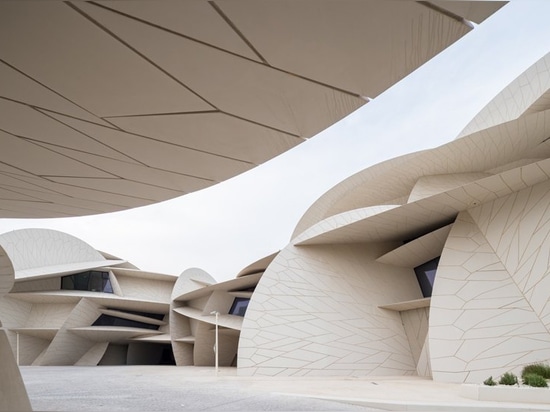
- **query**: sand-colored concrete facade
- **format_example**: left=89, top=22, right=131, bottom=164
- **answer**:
left=0, top=2, right=526, bottom=410
left=3, top=49, right=550, bottom=408
left=236, top=52, right=550, bottom=382
left=141, top=49, right=550, bottom=384
left=0, top=229, right=177, bottom=368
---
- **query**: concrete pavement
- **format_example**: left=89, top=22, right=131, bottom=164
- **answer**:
left=19, top=366, right=550, bottom=411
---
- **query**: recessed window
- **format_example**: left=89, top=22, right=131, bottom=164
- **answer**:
left=61, top=271, right=113, bottom=293
left=414, top=257, right=440, bottom=298
left=105, top=309, right=164, bottom=321
left=229, top=297, right=250, bottom=317
left=92, top=314, right=159, bottom=330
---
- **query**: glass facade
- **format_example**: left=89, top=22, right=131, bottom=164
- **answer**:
left=228, top=297, right=250, bottom=317
left=61, top=271, right=113, bottom=293
left=414, top=257, right=440, bottom=298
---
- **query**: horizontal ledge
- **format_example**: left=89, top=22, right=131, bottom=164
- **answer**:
left=461, top=383, right=550, bottom=404
left=9, top=327, right=59, bottom=339
left=172, top=306, right=243, bottom=330
left=132, top=333, right=171, bottom=343
left=100, top=309, right=167, bottom=326
left=378, top=297, right=431, bottom=311
left=228, top=291, right=253, bottom=298
left=174, top=336, right=195, bottom=343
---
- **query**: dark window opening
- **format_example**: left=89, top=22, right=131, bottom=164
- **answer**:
left=92, top=314, right=160, bottom=330
left=104, top=308, right=165, bottom=321
left=61, top=271, right=112, bottom=293
left=229, top=297, right=250, bottom=317
left=414, top=257, right=440, bottom=298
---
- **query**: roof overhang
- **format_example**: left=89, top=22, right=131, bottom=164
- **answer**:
left=0, top=0, right=505, bottom=218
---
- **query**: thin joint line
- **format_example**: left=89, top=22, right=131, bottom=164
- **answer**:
left=103, top=110, right=219, bottom=119
left=224, top=112, right=302, bottom=139
left=34, top=108, right=148, bottom=167
left=66, top=1, right=218, bottom=111
left=0, top=58, right=107, bottom=124
left=37, top=104, right=255, bottom=165
left=86, top=1, right=363, bottom=100
left=38, top=174, right=190, bottom=196
left=27, top=137, right=217, bottom=185
left=0, top=95, right=108, bottom=130
left=209, top=1, right=268, bottom=64
left=0, top=169, right=149, bottom=211
left=417, top=1, right=474, bottom=29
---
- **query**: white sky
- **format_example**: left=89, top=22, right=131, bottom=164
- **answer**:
left=2, top=1, right=550, bottom=282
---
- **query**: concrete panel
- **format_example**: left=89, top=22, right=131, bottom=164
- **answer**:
left=0, top=328, right=32, bottom=411
left=239, top=242, right=421, bottom=376
left=431, top=182, right=550, bottom=382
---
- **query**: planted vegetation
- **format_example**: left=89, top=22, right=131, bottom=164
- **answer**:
left=521, top=363, right=550, bottom=380
left=498, top=372, right=518, bottom=386
left=482, top=363, right=550, bottom=388
left=483, top=376, right=497, bottom=386
left=522, top=374, right=549, bottom=388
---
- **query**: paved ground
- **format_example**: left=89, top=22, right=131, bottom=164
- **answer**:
left=20, top=366, right=382, bottom=411
left=19, top=366, right=550, bottom=412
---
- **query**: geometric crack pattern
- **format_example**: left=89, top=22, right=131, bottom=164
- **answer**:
left=0, top=228, right=176, bottom=367
left=400, top=307, right=430, bottom=376
left=0, top=244, right=14, bottom=296
left=239, top=51, right=550, bottom=380
left=170, top=268, right=260, bottom=368
left=0, top=228, right=105, bottom=272
left=458, top=53, right=550, bottom=138
left=0, top=243, right=28, bottom=410
left=0, top=0, right=500, bottom=218
left=293, top=52, right=550, bottom=238
left=430, top=179, right=550, bottom=383
left=238, top=243, right=423, bottom=377
left=0, top=3, right=508, bottom=408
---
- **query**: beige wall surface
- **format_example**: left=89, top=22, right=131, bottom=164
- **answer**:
left=0, top=228, right=105, bottom=272
left=400, top=307, right=430, bottom=377
left=431, top=179, right=550, bottom=383
left=0, top=244, right=32, bottom=411
left=238, top=242, right=423, bottom=377
left=116, top=275, right=173, bottom=302
left=0, top=328, right=32, bottom=411
left=40, top=298, right=103, bottom=366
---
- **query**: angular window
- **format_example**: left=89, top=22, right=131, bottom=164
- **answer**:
left=414, top=257, right=439, bottom=298
left=104, top=309, right=164, bottom=321
left=92, top=314, right=159, bottom=330
left=61, top=271, right=113, bottom=293
left=228, top=297, right=250, bottom=317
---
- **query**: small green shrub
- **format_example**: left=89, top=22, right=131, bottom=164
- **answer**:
left=522, top=363, right=550, bottom=379
left=522, top=373, right=549, bottom=388
left=499, top=372, right=518, bottom=385
left=483, top=376, right=497, bottom=386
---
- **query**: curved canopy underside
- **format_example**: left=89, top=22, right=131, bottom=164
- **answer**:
left=0, top=0, right=504, bottom=218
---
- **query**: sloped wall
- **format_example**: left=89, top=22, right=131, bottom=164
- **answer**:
left=238, top=242, right=422, bottom=376
left=0, top=245, right=31, bottom=411
left=0, top=228, right=104, bottom=271
left=40, top=298, right=103, bottom=365
left=430, top=179, right=550, bottom=383
left=400, top=307, right=430, bottom=377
